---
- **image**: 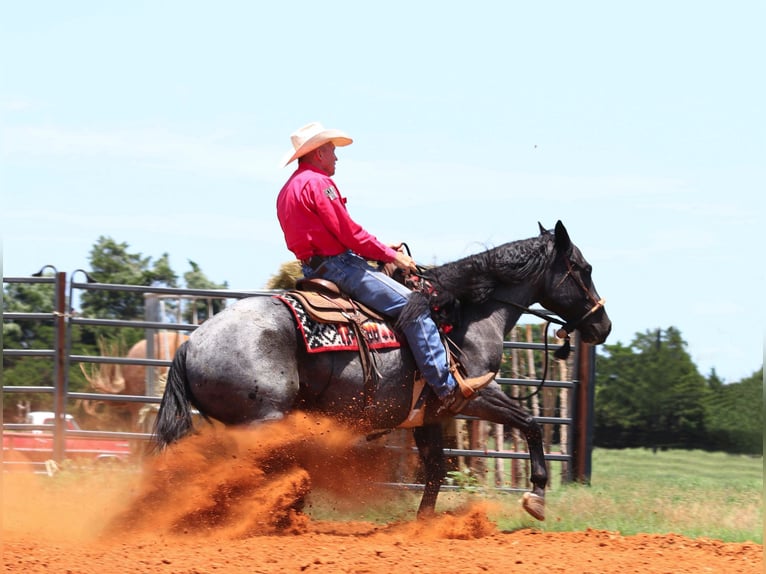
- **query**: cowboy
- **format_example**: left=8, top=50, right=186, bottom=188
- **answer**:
left=276, top=122, right=479, bottom=414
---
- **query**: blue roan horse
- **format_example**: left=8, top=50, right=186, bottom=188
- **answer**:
left=154, top=221, right=611, bottom=521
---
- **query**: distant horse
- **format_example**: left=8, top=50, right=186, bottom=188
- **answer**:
left=80, top=332, right=188, bottom=431
left=154, top=222, right=611, bottom=520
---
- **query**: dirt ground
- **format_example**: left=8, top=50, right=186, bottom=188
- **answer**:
left=3, top=414, right=762, bottom=574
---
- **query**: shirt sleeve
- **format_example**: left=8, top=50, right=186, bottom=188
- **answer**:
left=306, top=178, right=398, bottom=263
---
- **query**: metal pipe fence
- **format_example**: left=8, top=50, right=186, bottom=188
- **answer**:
left=3, top=271, right=594, bottom=486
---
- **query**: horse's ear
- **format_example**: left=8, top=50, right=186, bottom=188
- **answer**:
left=554, top=220, right=572, bottom=253
left=538, top=222, right=547, bottom=235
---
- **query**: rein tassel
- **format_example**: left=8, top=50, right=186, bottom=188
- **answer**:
left=554, top=337, right=571, bottom=361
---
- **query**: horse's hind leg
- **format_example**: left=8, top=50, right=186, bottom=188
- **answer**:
left=413, top=423, right=445, bottom=518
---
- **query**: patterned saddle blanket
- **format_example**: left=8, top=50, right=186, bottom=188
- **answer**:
left=276, top=292, right=401, bottom=353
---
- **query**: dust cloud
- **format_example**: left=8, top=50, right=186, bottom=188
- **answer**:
left=4, top=413, right=495, bottom=542
left=4, top=417, right=762, bottom=573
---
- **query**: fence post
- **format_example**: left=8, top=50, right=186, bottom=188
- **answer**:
left=572, top=339, right=596, bottom=483
left=53, top=271, right=68, bottom=462
left=144, top=294, right=161, bottom=397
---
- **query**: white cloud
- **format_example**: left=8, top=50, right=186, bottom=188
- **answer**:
left=3, top=208, right=279, bottom=242
left=2, top=125, right=284, bottom=182
left=342, top=158, right=690, bottom=208
left=0, top=98, right=35, bottom=111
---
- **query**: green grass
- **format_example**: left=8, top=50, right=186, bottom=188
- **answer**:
left=10, top=448, right=762, bottom=544
left=307, top=448, right=764, bottom=544
left=524, top=448, right=763, bottom=543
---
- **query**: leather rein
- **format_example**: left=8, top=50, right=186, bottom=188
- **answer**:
left=492, top=254, right=606, bottom=400
left=408, top=248, right=606, bottom=403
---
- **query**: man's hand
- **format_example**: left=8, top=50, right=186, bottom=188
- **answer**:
left=392, top=250, right=417, bottom=274
left=387, top=243, right=416, bottom=274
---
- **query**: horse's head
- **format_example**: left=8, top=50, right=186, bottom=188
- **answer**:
left=537, top=221, right=611, bottom=345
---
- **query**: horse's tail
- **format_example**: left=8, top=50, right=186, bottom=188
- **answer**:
left=152, top=340, right=198, bottom=450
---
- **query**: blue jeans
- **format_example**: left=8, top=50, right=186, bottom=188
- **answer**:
left=302, top=251, right=456, bottom=399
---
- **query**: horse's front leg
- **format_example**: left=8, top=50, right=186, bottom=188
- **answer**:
left=519, top=409, right=547, bottom=520
left=466, top=387, right=548, bottom=520
left=412, top=423, right=445, bottom=518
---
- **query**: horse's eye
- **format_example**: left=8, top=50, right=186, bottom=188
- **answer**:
left=571, top=261, right=592, bottom=279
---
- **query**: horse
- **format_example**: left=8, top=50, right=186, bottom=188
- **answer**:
left=80, top=332, right=188, bottom=431
left=153, top=221, right=611, bottom=521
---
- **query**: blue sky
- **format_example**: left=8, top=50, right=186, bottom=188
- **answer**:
left=2, top=1, right=763, bottom=382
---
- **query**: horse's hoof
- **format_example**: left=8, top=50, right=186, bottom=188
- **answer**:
left=521, top=492, right=545, bottom=521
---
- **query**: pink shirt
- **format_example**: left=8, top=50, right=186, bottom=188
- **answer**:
left=276, top=164, right=398, bottom=263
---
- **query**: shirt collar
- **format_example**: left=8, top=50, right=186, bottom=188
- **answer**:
left=296, top=162, right=331, bottom=177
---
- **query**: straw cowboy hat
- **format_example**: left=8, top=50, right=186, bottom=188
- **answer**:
left=282, top=122, right=353, bottom=166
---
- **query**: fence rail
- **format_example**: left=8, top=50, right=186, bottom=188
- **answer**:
left=3, top=271, right=595, bottom=486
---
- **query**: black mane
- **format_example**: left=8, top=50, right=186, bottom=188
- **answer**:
left=397, top=233, right=553, bottom=328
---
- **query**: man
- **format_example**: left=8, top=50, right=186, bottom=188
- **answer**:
left=276, top=122, right=472, bottom=414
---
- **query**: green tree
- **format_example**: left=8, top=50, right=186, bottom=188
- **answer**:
left=182, top=260, right=229, bottom=323
left=81, top=236, right=178, bottom=320
left=3, top=239, right=230, bottom=421
left=2, top=281, right=56, bottom=351
left=2, top=279, right=91, bottom=414
left=2, top=282, right=58, bottom=407
left=704, top=368, right=763, bottom=454
left=266, top=260, right=302, bottom=289
left=594, top=327, right=709, bottom=449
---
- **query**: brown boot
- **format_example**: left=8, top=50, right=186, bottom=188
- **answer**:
left=450, top=368, right=497, bottom=398
left=438, top=370, right=497, bottom=415
left=439, top=385, right=470, bottom=415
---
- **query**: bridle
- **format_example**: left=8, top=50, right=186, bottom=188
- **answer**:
left=551, top=255, right=606, bottom=340
left=493, top=252, right=606, bottom=401
left=495, top=253, right=605, bottom=345
left=400, top=242, right=606, bottom=402
left=404, top=243, right=605, bottom=343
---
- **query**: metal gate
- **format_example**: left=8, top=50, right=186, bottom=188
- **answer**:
left=2, top=270, right=596, bottom=487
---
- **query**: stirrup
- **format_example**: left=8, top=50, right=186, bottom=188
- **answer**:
left=437, top=386, right=469, bottom=416
left=450, top=367, right=497, bottom=398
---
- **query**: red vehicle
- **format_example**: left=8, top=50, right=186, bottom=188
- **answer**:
left=2, top=411, right=132, bottom=463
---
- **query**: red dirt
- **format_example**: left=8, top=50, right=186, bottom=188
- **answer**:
left=3, top=414, right=762, bottom=574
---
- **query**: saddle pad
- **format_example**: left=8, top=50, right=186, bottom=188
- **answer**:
left=276, top=294, right=401, bottom=353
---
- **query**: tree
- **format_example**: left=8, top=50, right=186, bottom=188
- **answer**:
left=266, top=260, right=302, bottom=289
left=2, top=282, right=58, bottom=400
left=182, top=260, right=229, bottom=323
left=78, top=237, right=181, bottom=350
left=2, top=281, right=56, bottom=351
left=2, top=238, right=230, bottom=421
left=594, top=327, right=709, bottom=449
left=2, top=279, right=92, bottom=413
left=704, top=368, right=763, bottom=454
left=81, top=236, right=178, bottom=321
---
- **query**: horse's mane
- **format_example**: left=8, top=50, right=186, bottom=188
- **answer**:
left=397, top=233, right=553, bottom=328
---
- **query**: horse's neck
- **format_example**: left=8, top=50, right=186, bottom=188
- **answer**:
left=497, top=283, right=539, bottom=332
left=454, top=290, right=531, bottom=376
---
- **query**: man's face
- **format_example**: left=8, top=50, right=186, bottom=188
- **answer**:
left=315, top=142, right=338, bottom=176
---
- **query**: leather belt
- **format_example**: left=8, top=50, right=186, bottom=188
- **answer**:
left=301, top=255, right=328, bottom=270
